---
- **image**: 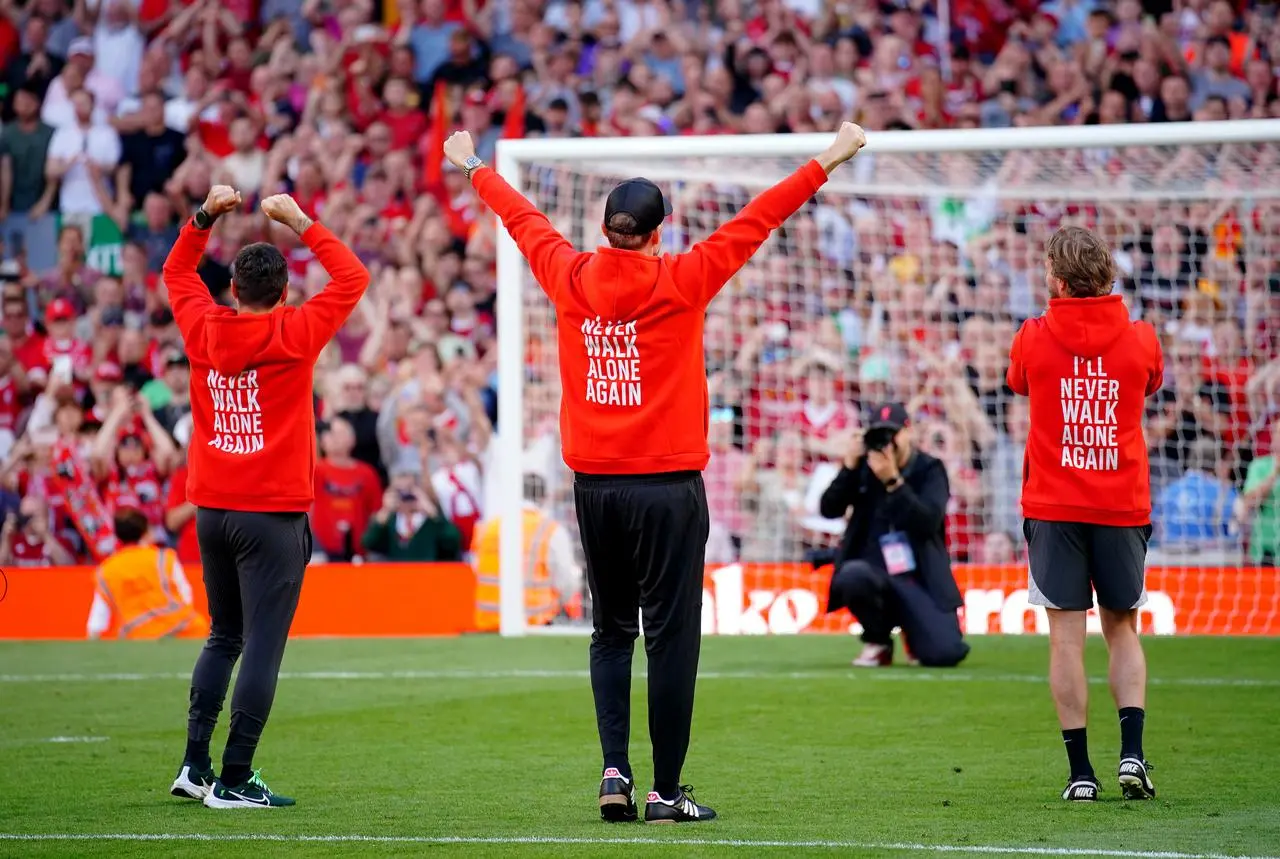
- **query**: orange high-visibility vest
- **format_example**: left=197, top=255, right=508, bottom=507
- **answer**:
left=95, top=545, right=210, bottom=640
left=472, top=507, right=559, bottom=632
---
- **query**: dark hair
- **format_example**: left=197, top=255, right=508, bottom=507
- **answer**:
left=232, top=242, right=289, bottom=309
left=113, top=507, right=149, bottom=544
left=523, top=472, right=547, bottom=502
left=604, top=212, right=651, bottom=251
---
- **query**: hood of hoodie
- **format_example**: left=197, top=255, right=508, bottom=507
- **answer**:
left=204, top=309, right=299, bottom=377
left=1043, top=294, right=1132, bottom=359
left=577, top=247, right=664, bottom=321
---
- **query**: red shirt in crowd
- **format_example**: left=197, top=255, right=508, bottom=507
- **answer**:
left=472, top=160, right=829, bottom=474
left=311, top=457, right=383, bottom=556
left=379, top=107, right=428, bottom=152
left=44, top=338, right=94, bottom=374
left=13, top=330, right=46, bottom=374
left=7, top=530, right=69, bottom=566
left=166, top=219, right=370, bottom=511
left=1007, top=294, right=1164, bottom=526
left=102, top=462, right=166, bottom=528
left=0, top=375, right=21, bottom=431
left=164, top=463, right=202, bottom=563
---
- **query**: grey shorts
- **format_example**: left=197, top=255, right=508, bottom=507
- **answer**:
left=1023, top=519, right=1151, bottom=612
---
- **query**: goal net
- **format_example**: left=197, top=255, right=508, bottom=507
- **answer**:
left=493, top=121, right=1280, bottom=638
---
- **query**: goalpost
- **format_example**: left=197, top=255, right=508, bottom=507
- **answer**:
left=494, top=120, right=1280, bottom=638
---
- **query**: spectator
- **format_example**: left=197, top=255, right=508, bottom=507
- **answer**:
left=117, top=92, right=186, bottom=213
left=79, top=0, right=143, bottom=98
left=3, top=17, right=63, bottom=119
left=703, top=409, right=748, bottom=563
left=361, top=464, right=462, bottom=562
left=1240, top=417, right=1280, bottom=566
left=0, top=493, right=73, bottom=566
left=46, top=87, right=121, bottom=225
left=163, top=425, right=200, bottom=565
left=1153, top=437, right=1238, bottom=551
left=313, top=417, right=383, bottom=562
left=127, top=192, right=178, bottom=272
left=215, top=116, right=266, bottom=196
left=405, top=0, right=460, bottom=88
left=977, top=530, right=1018, bottom=565
left=41, top=37, right=121, bottom=128
left=0, top=85, right=58, bottom=271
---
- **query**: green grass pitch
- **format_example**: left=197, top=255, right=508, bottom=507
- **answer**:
left=1, top=635, right=1278, bottom=858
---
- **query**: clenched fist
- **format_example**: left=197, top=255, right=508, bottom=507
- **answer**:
left=260, top=194, right=313, bottom=236
left=817, top=122, right=868, bottom=174
left=202, top=185, right=242, bottom=217
left=443, top=131, right=477, bottom=171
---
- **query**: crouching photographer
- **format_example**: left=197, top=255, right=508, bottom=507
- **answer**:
left=820, top=404, right=969, bottom=668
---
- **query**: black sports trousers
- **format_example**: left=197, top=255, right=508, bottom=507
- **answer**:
left=186, top=508, right=311, bottom=781
left=574, top=470, right=710, bottom=794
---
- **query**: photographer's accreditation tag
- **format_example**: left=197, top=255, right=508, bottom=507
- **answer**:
left=879, top=532, right=916, bottom=575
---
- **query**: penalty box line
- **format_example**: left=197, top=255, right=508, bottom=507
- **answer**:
left=0, top=669, right=1276, bottom=689
left=0, top=834, right=1275, bottom=859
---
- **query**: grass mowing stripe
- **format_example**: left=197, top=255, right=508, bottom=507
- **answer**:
left=0, top=834, right=1274, bottom=859
left=0, top=669, right=1275, bottom=688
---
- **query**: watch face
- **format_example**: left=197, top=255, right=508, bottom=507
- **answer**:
left=465, top=156, right=483, bottom=168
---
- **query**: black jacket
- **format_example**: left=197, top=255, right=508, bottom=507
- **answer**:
left=819, top=450, right=963, bottom=611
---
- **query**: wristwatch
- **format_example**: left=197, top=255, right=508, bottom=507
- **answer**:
left=884, top=476, right=905, bottom=492
left=192, top=207, right=216, bottom=231
left=461, top=156, right=485, bottom=181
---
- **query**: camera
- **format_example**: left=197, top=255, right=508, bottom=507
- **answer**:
left=864, top=426, right=897, bottom=452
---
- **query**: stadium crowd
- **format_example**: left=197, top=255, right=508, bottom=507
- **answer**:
left=0, top=0, right=1277, bottom=574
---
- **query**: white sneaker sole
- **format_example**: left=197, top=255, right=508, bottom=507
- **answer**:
left=202, top=792, right=277, bottom=809
left=170, top=769, right=212, bottom=800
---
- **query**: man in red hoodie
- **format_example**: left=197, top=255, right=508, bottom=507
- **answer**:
left=1007, top=226, right=1164, bottom=804
left=162, top=185, right=370, bottom=810
left=446, top=122, right=866, bottom=823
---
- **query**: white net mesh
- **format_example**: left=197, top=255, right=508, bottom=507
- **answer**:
left=509, top=139, right=1280, bottom=636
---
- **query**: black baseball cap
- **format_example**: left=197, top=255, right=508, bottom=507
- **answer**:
left=604, top=178, right=672, bottom=236
left=867, top=402, right=910, bottom=432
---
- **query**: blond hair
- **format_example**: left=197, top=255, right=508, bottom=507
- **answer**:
left=1045, top=226, right=1117, bottom=298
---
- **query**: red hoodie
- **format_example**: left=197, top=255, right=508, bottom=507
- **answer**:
left=164, top=220, right=370, bottom=512
left=473, top=160, right=829, bottom=474
left=1007, top=294, right=1164, bottom=527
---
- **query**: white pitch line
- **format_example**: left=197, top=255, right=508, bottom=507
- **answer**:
left=0, top=834, right=1274, bottom=859
left=0, top=668, right=1275, bottom=688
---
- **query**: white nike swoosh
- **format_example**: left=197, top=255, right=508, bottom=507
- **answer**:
left=227, top=790, right=271, bottom=805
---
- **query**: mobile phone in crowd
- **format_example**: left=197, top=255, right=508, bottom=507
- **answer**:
left=51, top=355, right=73, bottom=385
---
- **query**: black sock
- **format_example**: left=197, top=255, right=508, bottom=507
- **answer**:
left=183, top=741, right=211, bottom=771
left=603, top=755, right=632, bottom=780
left=1119, top=707, right=1145, bottom=760
left=220, top=764, right=252, bottom=788
left=1062, top=728, right=1095, bottom=779
left=652, top=781, right=679, bottom=800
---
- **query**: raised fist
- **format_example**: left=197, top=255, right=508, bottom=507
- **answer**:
left=443, top=131, right=477, bottom=171
left=260, top=194, right=311, bottom=235
left=202, top=185, right=242, bottom=217
left=831, top=121, right=867, bottom=161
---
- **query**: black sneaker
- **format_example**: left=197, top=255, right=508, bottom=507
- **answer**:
left=644, top=785, right=717, bottom=823
left=170, top=762, right=215, bottom=800
left=598, top=767, right=637, bottom=822
left=202, top=770, right=296, bottom=809
left=1118, top=757, right=1156, bottom=800
left=1062, top=776, right=1100, bottom=802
